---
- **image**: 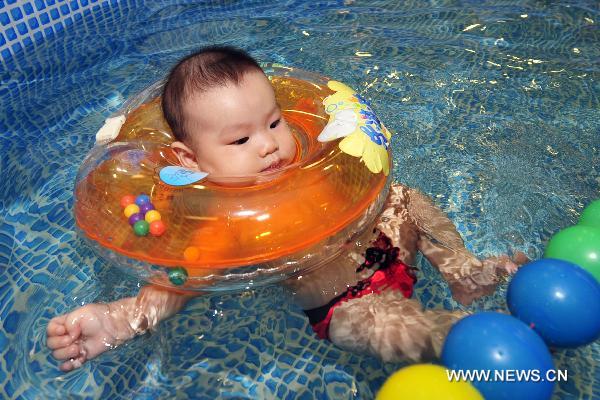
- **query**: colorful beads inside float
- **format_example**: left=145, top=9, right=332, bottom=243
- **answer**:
left=121, top=193, right=166, bottom=237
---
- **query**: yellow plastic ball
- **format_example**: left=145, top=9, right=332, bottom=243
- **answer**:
left=124, top=204, right=140, bottom=218
left=376, top=364, right=483, bottom=400
left=145, top=210, right=162, bottom=223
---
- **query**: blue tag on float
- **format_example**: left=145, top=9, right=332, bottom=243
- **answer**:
left=159, top=166, right=208, bottom=186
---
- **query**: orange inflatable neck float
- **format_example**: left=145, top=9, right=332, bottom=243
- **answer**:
left=75, top=65, right=392, bottom=291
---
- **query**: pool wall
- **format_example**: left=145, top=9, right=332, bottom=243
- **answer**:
left=0, top=0, right=121, bottom=65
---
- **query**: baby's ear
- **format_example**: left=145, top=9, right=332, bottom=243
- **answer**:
left=171, top=141, right=199, bottom=170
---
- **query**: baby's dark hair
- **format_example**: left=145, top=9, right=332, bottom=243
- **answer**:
left=162, top=46, right=262, bottom=142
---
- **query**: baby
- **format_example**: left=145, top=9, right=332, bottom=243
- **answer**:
left=47, top=46, right=523, bottom=371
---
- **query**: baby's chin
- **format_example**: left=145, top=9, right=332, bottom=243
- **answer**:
left=206, top=163, right=291, bottom=187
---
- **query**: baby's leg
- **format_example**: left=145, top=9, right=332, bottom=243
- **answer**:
left=47, top=285, right=192, bottom=371
left=328, top=289, right=466, bottom=362
left=420, top=241, right=522, bottom=305
left=406, top=188, right=525, bottom=305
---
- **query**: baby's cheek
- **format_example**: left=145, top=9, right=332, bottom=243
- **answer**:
left=284, top=132, right=297, bottom=158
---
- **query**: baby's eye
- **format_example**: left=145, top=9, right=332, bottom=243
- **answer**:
left=230, top=137, right=249, bottom=145
left=269, top=119, right=281, bottom=129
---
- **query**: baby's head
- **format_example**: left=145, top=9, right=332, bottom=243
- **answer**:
left=162, top=46, right=296, bottom=177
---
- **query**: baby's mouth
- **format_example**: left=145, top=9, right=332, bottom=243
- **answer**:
left=261, top=160, right=284, bottom=173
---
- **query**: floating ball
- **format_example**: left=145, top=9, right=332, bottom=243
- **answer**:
left=441, top=312, right=555, bottom=400
left=133, top=220, right=149, bottom=236
left=135, top=194, right=151, bottom=206
left=168, top=267, right=188, bottom=286
left=376, top=364, right=483, bottom=400
left=128, top=212, right=144, bottom=226
left=544, top=225, right=600, bottom=282
left=124, top=204, right=140, bottom=218
left=184, top=246, right=200, bottom=262
left=140, top=202, right=155, bottom=214
left=579, top=199, right=600, bottom=229
left=120, top=194, right=136, bottom=208
left=145, top=210, right=161, bottom=223
left=149, top=220, right=166, bottom=237
left=507, top=258, right=600, bottom=348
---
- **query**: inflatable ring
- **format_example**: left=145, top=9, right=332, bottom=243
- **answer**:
left=75, top=65, right=393, bottom=291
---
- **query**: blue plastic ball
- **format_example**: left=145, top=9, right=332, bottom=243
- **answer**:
left=441, top=312, right=555, bottom=400
left=135, top=194, right=151, bottom=206
left=507, top=258, right=600, bottom=348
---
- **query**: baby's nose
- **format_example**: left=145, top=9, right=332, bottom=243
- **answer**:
left=259, top=132, right=279, bottom=157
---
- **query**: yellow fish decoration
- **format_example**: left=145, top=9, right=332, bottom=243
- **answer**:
left=318, top=80, right=392, bottom=175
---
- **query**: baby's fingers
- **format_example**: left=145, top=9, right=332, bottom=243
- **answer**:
left=47, top=316, right=67, bottom=336
left=47, top=334, right=74, bottom=350
left=64, top=320, right=82, bottom=340
left=60, top=355, right=86, bottom=372
left=52, top=343, right=82, bottom=361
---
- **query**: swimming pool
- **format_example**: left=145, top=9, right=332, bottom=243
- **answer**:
left=1, top=0, right=598, bottom=398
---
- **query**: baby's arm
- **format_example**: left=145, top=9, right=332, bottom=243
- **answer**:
left=47, top=285, right=194, bottom=371
left=399, top=185, right=521, bottom=305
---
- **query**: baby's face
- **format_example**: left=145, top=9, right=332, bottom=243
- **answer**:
left=173, top=70, right=296, bottom=177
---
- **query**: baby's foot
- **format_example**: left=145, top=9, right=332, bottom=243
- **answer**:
left=483, top=251, right=529, bottom=277
left=450, top=281, right=497, bottom=307
left=46, top=298, right=138, bottom=372
left=450, top=252, right=529, bottom=306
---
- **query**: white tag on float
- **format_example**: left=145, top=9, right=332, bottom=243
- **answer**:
left=95, top=115, right=126, bottom=144
left=317, top=108, right=358, bottom=142
left=159, top=166, right=208, bottom=186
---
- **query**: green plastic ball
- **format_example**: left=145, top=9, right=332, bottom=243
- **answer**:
left=168, top=267, right=188, bottom=286
left=579, top=199, right=600, bottom=229
left=544, top=225, right=600, bottom=282
left=133, top=220, right=150, bottom=236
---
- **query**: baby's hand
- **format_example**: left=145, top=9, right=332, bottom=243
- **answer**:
left=46, top=300, right=136, bottom=372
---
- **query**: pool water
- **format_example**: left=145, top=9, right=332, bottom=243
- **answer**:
left=1, top=0, right=598, bottom=398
